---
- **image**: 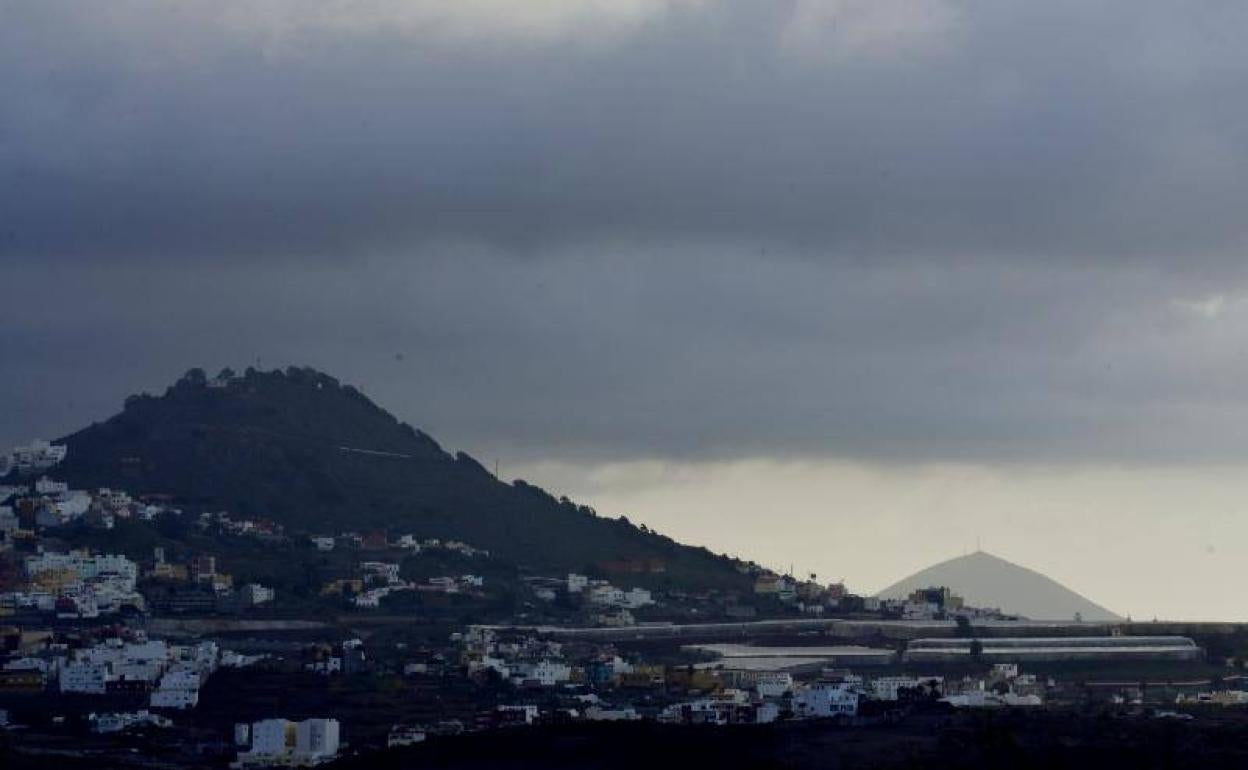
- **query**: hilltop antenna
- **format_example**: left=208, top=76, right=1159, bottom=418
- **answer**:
left=494, top=459, right=500, bottom=478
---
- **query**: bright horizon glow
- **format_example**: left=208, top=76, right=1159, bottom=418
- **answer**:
left=511, top=457, right=1246, bottom=623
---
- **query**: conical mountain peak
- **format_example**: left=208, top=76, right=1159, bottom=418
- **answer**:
left=876, top=550, right=1121, bottom=622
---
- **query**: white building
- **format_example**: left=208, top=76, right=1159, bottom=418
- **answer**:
left=0, top=506, right=18, bottom=534
left=91, top=710, right=172, bottom=734
left=595, top=609, right=635, bottom=627
left=869, top=677, right=914, bottom=702
left=425, top=576, right=458, bottom=593
left=902, top=601, right=940, bottom=620
left=1177, top=690, right=1248, bottom=706
left=941, top=689, right=1042, bottom=708
left=583, top=583, right=655, bottom=609
left=36, top=506, right=67, bottom=529
left=511, top=660, right=572, bottom=687
left=657, top=699, right=736, bottom=726
left=115, top=661, right=164, bottom=683
left=584, top=706, right=641, bottom=721
left=753, top=672, right=794, bottom=698
left=387, top=725, right=426, bottom=747
left=7, top=440, right=67, bottom=475
left=35, top=477, right=69, bottom=496
left=622, top=588, right=654, bottom=608
left=869, top=676, right=944, bottom=701
left=96, top=488, right=133, bottom=509
left=496, top=704, right=539, bottom=725
left=55, top=638, right=218, bottom=709
left=792, top=682, right=859, bottom=719
left=61, top=661, right=112, bottom=694
left=116, top=639, right=170, bottom=665
left=295, top=718, right=341, bottom=760
left=990, top=663, right=1020, bottom=680
left=56, top=491, right=92, bottom=518
left=248, top=718, right=294, bottom=756
left=235, top=718, right=341, bottom=767
left=360, top=561, right=402, bottom=585
left=4, top=657, right=52, bottom=674
left=150, top=688, right=199, bottom=709
left=587, top=585, right=626, bottom=606
left=241, top=584, right=275, bottom=606
left=567, top=573, right=589, bottom=594
left=150, top=665, right=203, bottom=710
left=158, top=666, right=202, bottom=690
left=306, top=657, right=343, bottom=675
left=26, top=551, right=138, bottom=591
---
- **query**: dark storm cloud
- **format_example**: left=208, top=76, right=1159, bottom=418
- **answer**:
left=5, top=1, right=1248, bottom=465
left=6, top=0, right=1248, bottom=263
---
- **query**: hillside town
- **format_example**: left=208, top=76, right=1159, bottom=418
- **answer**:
left=4, top=439, right=1248, bottom=768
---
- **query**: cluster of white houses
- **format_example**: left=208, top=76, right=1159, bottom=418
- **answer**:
left=566, top=573, right=655, bottom=610
left=460, top=626, right=578, bottom=687
left=456, top=623, right=1057, bottom=728
left=554, top=572, right=655, bottom=627
left=311, top=532, right=489, bottom=558
left=749, top=572, right=1015, bottom=621
left=89, top=708, right=173, bottom=734
left=349, top=559, right=486, bottom=608
left=0, top=439, right=67, bottom=477
left=636, top=663, right=1048, bottom=726
left=1, top=474, right=172, bottom=544
left=63, top=637, right=215, bottom=709
left=0, top=633, right=255, bottom=710
left=196, top=510, right=286, bottom=540
left=4, top=549, right=145, bottom=618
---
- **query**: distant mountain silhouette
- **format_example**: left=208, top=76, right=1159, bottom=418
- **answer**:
left=43, top=366, right=746, bottom=589
left=876, top=550, right=1122, bottom=621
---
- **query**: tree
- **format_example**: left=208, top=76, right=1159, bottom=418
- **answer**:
left=955, top=615, right=974, bottom=638
left=155, top=511, right=190, bottom=541
left=969, top=638, right=984, bottom=662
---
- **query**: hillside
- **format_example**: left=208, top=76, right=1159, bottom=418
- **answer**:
left=43, top=366, right=746, bottom=590
left=876, top=550, right=1122, bottom=622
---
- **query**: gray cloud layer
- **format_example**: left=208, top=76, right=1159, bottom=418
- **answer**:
left=5, top=1, right=1248, bottom=465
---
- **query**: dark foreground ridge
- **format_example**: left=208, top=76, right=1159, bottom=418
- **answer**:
left=326, top=715, right=1248, bottom=770
left=48, top=366, right=743, bottom=588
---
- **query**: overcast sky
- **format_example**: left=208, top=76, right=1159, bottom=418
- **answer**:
left=6, top=1, right=1248, bottom=619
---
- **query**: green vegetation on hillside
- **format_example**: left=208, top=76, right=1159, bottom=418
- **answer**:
left=52, top=367, right=748, bottom=591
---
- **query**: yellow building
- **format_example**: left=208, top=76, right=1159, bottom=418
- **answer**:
left=619, top=664, right=666, bottom=688
left=667, top=667, right=721, bottom=693
left=321, top=579, right=364, bottom=596
left=148, top=562, right=190, bottom=581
